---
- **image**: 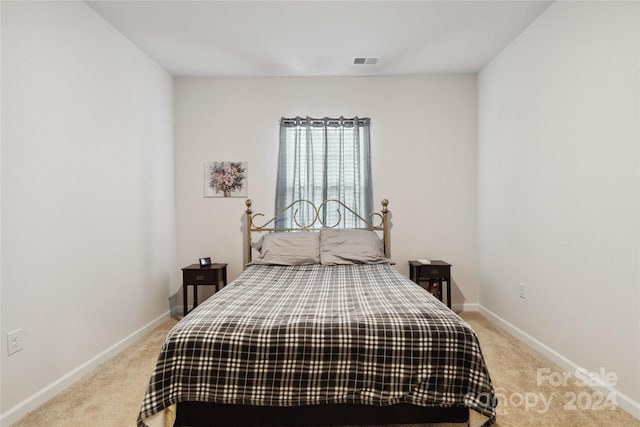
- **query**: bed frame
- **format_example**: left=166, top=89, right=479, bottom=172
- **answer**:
left=173, top=199, right=470, bottom=426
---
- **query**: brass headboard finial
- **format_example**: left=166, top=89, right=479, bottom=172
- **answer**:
left=381, top=199, right=390, bottom=257
left=245, top=199, right=253, bottom=263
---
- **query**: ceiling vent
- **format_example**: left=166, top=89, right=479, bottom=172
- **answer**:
left=353, top=57, right=379, bottom=65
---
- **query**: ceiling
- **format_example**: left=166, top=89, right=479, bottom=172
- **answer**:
left=87, top=1, right=553, bottom=77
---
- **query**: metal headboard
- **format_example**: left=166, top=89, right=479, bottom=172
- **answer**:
left=245, top=199, right=390, bottom=262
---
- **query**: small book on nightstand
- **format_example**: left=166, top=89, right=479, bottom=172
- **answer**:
left=416, top=259, right=431, bottom=264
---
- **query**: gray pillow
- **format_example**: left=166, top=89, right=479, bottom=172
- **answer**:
left=320, top=228, right=391, bottom=265
left=250, top=231, right=320, bottom=265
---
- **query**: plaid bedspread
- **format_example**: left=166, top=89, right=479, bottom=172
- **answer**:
left=138, top=264, right=496, bottom=426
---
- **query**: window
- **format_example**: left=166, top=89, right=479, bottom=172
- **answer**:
left=275, top=116, right=373, bottom=229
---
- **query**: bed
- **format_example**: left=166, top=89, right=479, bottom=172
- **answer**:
left=138, top=199, right=497, bottom=427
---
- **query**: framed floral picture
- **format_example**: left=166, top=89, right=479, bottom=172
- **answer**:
left=204, top=161, right=248, bottom=198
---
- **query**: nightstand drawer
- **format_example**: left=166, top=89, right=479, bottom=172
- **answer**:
left=418, top=266, right=449, bottom=278
left=183, top=269, right=216, bottom=284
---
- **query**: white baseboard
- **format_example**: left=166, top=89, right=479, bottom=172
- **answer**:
left=0, top=311, right=171, bottom=427
left=478, top=305, right=640, bottom=420
left=452, top=302, right=480, bottom=313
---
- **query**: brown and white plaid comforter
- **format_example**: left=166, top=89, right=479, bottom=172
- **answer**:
left=138, top=264, right=496, bottom=426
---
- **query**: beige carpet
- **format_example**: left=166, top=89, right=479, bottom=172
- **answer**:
left=11, top=312, right=640, bottom=427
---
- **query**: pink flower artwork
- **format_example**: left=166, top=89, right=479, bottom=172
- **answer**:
left=204, top=161, right=247, bottom=197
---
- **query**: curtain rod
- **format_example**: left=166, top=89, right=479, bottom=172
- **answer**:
left=280, top=116, right=370, bottom=127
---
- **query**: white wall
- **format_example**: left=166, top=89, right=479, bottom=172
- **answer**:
left=1, top=1, right=175, bottom=422
left=175, top=76, right=478, bottom=307
left=478, top=0, right=639, bottom=413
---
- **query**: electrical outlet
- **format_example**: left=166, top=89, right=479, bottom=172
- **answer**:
left=7, top=329, right=23, bottom=356
left=519, top=283, right=527, bottom=299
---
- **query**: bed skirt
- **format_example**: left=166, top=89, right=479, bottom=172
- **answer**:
left=174, top=402, right=469, bottom=426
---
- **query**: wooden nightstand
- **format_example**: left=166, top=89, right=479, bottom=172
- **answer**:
left=182, top=263, right=227, bottom=316
left=408, top=260, right=452, bottom=309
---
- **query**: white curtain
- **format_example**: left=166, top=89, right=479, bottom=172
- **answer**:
left=275, top=116, right=373, bottom=229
